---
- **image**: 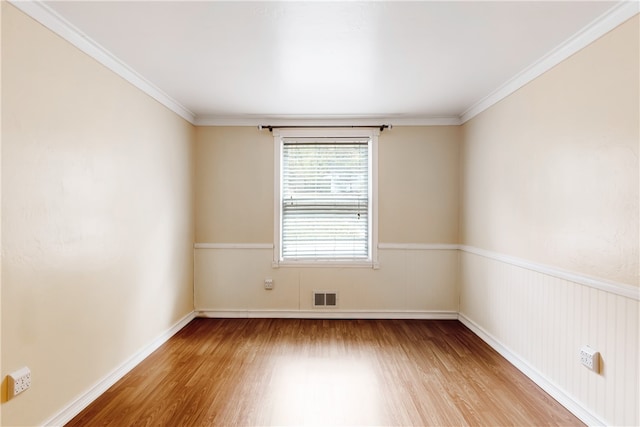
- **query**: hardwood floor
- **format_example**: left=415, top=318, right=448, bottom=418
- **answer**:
left=66, top=319, right=583, bottom=426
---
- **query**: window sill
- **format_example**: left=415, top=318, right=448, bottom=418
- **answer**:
left=273, top=260, right=380, bottom=269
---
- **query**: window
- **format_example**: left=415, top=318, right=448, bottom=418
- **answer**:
left=282, top=139, right=369, bottom=259
left=273, top=128, right=378, bottom=267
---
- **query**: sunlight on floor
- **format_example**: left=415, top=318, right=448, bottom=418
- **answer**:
left=269, top=356, right=384, bottom=425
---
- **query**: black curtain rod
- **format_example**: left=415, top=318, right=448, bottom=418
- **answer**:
left=258, top=124, right=392, bottom=132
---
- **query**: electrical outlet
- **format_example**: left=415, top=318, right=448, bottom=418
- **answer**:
left=264, top=278, right=273, bottom=290
left=580, top=346, right=599, bottom=372
left=8, top=367, right=31, bottom=398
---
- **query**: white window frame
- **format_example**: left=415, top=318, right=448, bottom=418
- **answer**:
left=273, top=128, right=379, bottom=268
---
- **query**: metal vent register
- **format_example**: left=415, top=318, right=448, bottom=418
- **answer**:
left=313, top=292, right=338, bottom=308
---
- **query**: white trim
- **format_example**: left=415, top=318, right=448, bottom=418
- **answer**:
left=192, top=242, right=638, bottom=300
left=43, top=311, right=196, bottom=427
left=272, top=128, right=381, bottom=138
left=378, top=243, right=459, bottom=250
left=460, top=245, right=639, bottom=301
left=194, top=243, right=274, bottom=250
left=9, top=0, right=196, bottom=124
left=197, top=309, right=458, bottom=320
left=275, top=260, right=377, bottom=269
left=370, top=131, right=380, bottom=268
left=458, top=314, right=606, bottom=427
left=460, top=2, right=639, bottom=124
left=273, top=132, right=283, bottom=266
left=195, top=115, right=461, bottom=127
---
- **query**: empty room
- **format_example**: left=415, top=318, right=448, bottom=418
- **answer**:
left=1, top=1, right=638, bottom=426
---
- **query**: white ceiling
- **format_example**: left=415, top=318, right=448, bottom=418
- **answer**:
left=27, top=1, right=635, bottom=124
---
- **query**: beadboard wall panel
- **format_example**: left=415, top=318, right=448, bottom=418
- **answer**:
left=459, top=251, right=639, bottom=426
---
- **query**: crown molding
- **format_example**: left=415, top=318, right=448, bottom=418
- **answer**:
left=9, top=0, right=196, bottom=124
left=460, top=1, right=639, bottom=124
left=194, top=114, right=462, bottom=127
left=11, top=0, right=637, bottom=128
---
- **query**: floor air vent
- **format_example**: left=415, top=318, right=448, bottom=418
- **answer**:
left=313, top=292, right=338, bottom=308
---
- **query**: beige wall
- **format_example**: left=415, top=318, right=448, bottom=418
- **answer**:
left=461, top=16, right=639, bottom=286
left=196, top=126, right=461, bottom=244
left=2, top=1, right=637, bottom=425
left=194, top=126, right=461, bottom=313
left=459, top=15, right=639, bottom=426
left=195, top=248, right=460, bottom=314
left=195, top=127, right=273, bottom=243
left=379, top=126, right=460, bottom=243
left=1, top=4, right=195, bottom=426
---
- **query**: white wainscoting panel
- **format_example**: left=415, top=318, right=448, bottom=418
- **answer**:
left=194, top=245, right=459, bottom=315
left=459, top=251, right=639, bottom=426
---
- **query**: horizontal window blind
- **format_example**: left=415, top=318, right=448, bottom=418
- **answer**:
left=281, top=138, right=370, bottom=260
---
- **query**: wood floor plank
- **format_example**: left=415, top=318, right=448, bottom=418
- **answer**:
left=66, top=319, right=584, bottom=426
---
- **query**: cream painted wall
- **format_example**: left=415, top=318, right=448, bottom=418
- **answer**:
left=2, top=1, right=636, bottom=425
left=195, top=248, right=460, bottom=314
left=195, top=127, right=273, bottom=243
left=1, top=4, right=195, bottom=426
left=460, top=15, right=639, bottom=426
left=461, top=16, right=639, bottom=287
left=196, top=126, right=461, bottom=244
left=379, top=126, right=460, bottom=243
left=194, top=126, right=461, bottom=313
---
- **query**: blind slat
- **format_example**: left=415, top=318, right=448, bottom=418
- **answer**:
left=281, top=139, right=370, bottom=260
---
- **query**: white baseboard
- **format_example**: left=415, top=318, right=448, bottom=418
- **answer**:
left=43, top=311, right=197, bottom=427
left=197, top=309, right=459, bottom=320
left=457, top=313, right=606, bottom=427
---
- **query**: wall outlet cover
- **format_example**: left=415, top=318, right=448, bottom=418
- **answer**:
left=8, top=367, right=31, bottom=398
left=580, top=346, right=600, bottom=373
